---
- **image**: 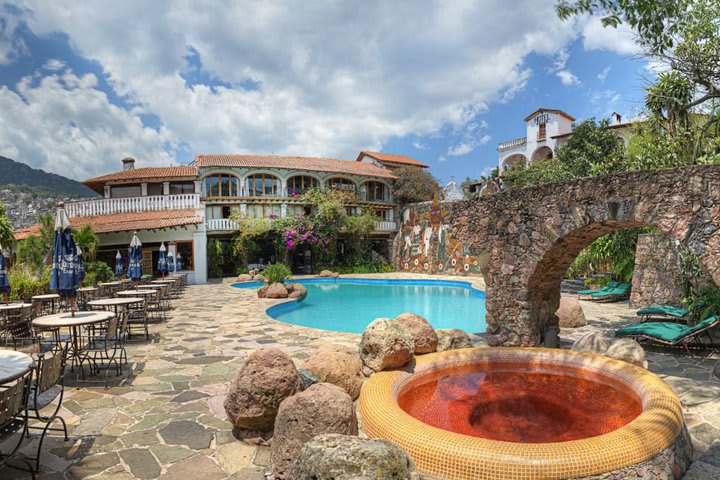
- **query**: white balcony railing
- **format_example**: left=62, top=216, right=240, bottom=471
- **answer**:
left=497, top=137, right=527, bottom=152
left=375, top=221, right=397, bottom=231
left=65, top=194, right=200, bottom=217
left=206, top=218, right=240, bottom=231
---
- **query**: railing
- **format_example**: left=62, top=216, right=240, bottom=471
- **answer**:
left=204, top=186, right=393, bottom=203
left=206, top=218, right=240, bottom=231
left=375, top=221, right=397, bottom=231
left=65, top=194, right=200, bottom=217
left=497, top=137, right=527, bottom=152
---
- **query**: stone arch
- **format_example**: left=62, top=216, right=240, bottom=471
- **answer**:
left=531, top=146, right=553, bottom=162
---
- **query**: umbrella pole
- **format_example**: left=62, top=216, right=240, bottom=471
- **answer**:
left=3, top=292, right=8, bottom=305
left=70, top=295, right=76, bottom=317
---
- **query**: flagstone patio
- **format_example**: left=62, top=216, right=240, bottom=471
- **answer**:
left=4, top=273, right=720, bottom=479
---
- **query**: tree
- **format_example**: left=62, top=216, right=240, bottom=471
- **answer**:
left=72, top=225, right=99, bottom=261
left=0, top=202, right=13, bottom=250
left=391, top=166, right=439, bottom=204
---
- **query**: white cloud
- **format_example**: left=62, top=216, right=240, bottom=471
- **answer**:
left=0, top=67, right=174, bottom=179
left=557, top=70, right=580, bottom=86
left=14, top=1, right=582, bottom=177
left=589, top=89, right=622, bottom=117
left=549, top=48, right=580, bottom=86
left=582, top=17, right=639, bottom=56
left=412, top=141, right=428, bottom=150
left=447, top=142, right=474, bottom=157
left=597, top=66, right=611, bottom=82
left=0, top=6, right=27, bottom=65
left=438, top=155, right=447, bottom=163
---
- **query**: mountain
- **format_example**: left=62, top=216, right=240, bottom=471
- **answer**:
left=0, top=156, right=97, bottom=198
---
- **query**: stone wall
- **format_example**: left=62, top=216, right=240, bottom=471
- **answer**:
left=630, top=234, right=684, bottom=308
left=394, top=165, right=720, bottom=347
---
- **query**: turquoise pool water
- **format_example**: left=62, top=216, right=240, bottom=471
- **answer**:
left=232, top=278, right=486, bottom=334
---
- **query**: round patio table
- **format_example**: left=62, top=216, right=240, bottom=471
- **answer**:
left=32, top=311, right=114, bottom=367
left=117, top=290, right=158, bottom=298
left=0, top=302, right=32, bottom=312
left=32, top=293, right=61, bottom=315
left=0, top=350, right=33, bottom=384
left=88, top=297, right=144, bottom=317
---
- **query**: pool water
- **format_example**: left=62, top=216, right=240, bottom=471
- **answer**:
left=232, top=278, right=486, bottom=334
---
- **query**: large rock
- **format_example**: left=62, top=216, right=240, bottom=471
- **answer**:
left=359, top=318, right=414, bottom=372
left=288, top=434, right=417, bottom=480
left=571, top=332, right=609, bottom=354
left=272, top=383, right=358, bottom=477
left=394, top=313, right=438, bottom=354
left=302, top=345, right=364, bottom=399
left=436, top=329, right=472, bottom=351
left=224, top=348, right=303, bottom=431
left=605, top=338, right=649, bottom=368
left=556, top=296, right=587, bottom=328
left=257, top=285, right=269, bottom=298
left=318, top=270, right=339, bottom=278
left=288, top=283, right=307, bottom=300
left=236, top=274, right=254, bottom=282
left=266, top=282, right=289, bottom=299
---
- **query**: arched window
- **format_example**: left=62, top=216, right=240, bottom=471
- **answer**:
left=246, top=174, right=280, bottom=197
left=203, top=174, right=241, bottom=197
left=286, top=176, right=319, bottom=196
left=327, top=177, right=356, bottom=194
left=364, top=181, right=386, bottom=202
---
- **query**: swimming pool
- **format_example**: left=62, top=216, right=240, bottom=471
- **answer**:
left=232, top=278, right=487, bottom=334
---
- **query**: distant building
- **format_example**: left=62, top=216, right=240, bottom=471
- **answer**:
left=441, top=176, right=464, bottom=201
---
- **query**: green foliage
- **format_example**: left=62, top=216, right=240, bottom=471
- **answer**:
left=318, top=251, right=394, bottom=274
left=73, top=225, right=100, bottom=261
left=583, top=277, right=612, bottom=287
left=684, top=286, right=720, bottom=323
left=391, top=166, right=439, bottom=204
left=17, top=235, right=48, bottom=271
left=83, top=261, right=114, bottom=287
left=263, top=263, right=292, bottom=284
left=0, top=202, right=13, bottom=249
left=504, top=158, right=574, bottom=189
left=565, top=228, right=651, bottom=282
left=8, top=265, right=50, bottom=301
left=208, top=239, right=223, bottom=278
left=344, top=212, right=378, bottom=254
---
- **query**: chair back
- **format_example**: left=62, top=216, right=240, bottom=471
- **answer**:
left=7, top=314, right=33, bottom=341
left=35, top=347, right=67, bottom=395
left=105, top=314, right=120, bottom=341
left=0, top=370, right=31, bottom=427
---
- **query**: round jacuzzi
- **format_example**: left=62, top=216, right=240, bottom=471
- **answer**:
left=359, top=348, right=691, bottom=480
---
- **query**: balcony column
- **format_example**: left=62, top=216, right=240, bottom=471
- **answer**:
left=163, top=182, right=170, bottom=195
left=104, top=185, right=111, bottom=198
left=141, top=183, right=148, bottom=196
left=279, top=178, right=287, bottom=197
left=388, top=209, right=394, bottom=222
left=239, top=204, right=248, bottom=216
left=281, top=203, right=288, bottom=217
left=194, top=180, right=201, bottom=194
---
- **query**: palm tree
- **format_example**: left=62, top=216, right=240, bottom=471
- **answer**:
left=72, top=225, right=99, bottom=261
left=0, top=203, right=13, bottom=250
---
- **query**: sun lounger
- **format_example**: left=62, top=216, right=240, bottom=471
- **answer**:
left=615, top=315, right=719, bottom=355
left=577, top=280, right=619, bottom=298
left=587, top=283, right=631, bottom=302
left=636, top=305, right=689, bottom=323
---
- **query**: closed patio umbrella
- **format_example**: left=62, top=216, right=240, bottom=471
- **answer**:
left=167, top=250, right=175, bottom=274
left=128, top=232, right=143, bottom=281
left=158, top=242, right=168, bottom=276
left=49, top=203, right=84, bottom=316
left=115, top=250, right=123, bottom=277
left=0, top=243, right=9, bottom=303
left=175, top=252, right=183, bottom=271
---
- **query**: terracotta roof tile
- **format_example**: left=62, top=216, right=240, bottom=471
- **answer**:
left=14, top=209, right=202, bottom=240
left=193, top=154, right=396, bottom=179
left=83, top=166, right=198, bottom=192
left=356, top=151, right=428, bottom=168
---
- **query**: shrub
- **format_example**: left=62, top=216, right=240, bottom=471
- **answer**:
left=263, top=263, right=292, bottom=284
left=8, top=265, right=49, bottom=301
left=84, top=261, right=114, bottom=286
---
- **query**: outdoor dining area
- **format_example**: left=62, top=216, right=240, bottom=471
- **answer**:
left=0, top=206, right=188, bottom=478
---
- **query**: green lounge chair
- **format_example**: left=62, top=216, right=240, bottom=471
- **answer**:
left=636, top=305, right=689, bottom=323
left=588, top=283, right=631, bottom=302
left=616, top=315, right=719, bottom=355
left=577, top=280, right=619, bottom=298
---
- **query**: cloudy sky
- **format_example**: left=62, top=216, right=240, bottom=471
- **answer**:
left=0, top=1, right=650, bottom=183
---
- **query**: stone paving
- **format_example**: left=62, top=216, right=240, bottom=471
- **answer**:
left=1, top=273, right=718, bottom=479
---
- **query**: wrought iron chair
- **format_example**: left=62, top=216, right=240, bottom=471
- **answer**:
left=0, top=370, right=35, bottom=479
left=25, top=344, right=69, bottom=471
left=79, top=311, right=128, bottom=388
left=126, top=299, right=149, bottom=342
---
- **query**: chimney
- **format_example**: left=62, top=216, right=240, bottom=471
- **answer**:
left=611, top=112, right=622, bottom=126
left=122, top=157, right=136, bottom=171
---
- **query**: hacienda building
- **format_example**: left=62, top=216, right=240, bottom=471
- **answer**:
left=14, top=152, right=428, bottom=284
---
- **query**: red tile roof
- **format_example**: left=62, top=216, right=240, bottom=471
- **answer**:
left=83, top=166, right=198, bottom=193
left=193, top=154, right=396, bottom=179
left=550, top=121, right=636, bottom=139
left=356, top=151, right=428, bottom=168
left=14, top=209, right=203, bottom=240
left=523, top=108, right=576, bottom=123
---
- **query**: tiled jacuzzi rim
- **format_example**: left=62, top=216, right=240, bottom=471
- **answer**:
left=359, top=347, right=685, bottom=480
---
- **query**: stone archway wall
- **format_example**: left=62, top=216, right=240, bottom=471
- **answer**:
left=393, top=165, right=720, bottom=346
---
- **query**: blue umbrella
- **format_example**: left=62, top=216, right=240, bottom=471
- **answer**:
left=176, top=252, right=183, bottom=271
left=49, top=204, right=84, bottom=315
left=158, top=242, right=168, bottom=275
left=128, top=232, right=143, bottom=281
left=167, top=250, right=175, bottom=273
left=115, top=250, right=123, bottom=277
left=0, top=243, right=9, bottom=303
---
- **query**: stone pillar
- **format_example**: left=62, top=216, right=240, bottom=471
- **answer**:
left=192, top=228, right=208, bottom=285
left=104, top=185, right=111, bottom=198
left=630, top=234, right=684, bottom=308
left=141, top=183, right=148, bottom=196
left=163, top=182, right=170, bottom=195
left=194, top=180, right=202, bottom=194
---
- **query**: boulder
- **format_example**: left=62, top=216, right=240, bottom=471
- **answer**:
left=288, top=434, right=418, bottom=480
left=436, top=329, right=473, bottom=351
left=359, top=318, right=414, bottom=372
left=605, top=338, right=649, bottom=368
left=319, top=270, right=339, bottom=278
left=257, top=285, right=269, bottom=298
left=556, top=296, right=587, bottom=328
left=224, top=348, right=303, bottom=431
left=298, top=368, right=319, bottom=389
left=571, top=332, right=609, bottom=354
left=272, top=383, right=358, bottom=477
left=394, top=313, right=438, bottom=354
left=288, top=283, right=307, bottom=300
left=302, top=345, right=364, bottom=399
left=266, top=282, right=289, bottom=299
left=248, top=269, right=259, bottom=276
left=236, top=274, right=254, bottom=282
